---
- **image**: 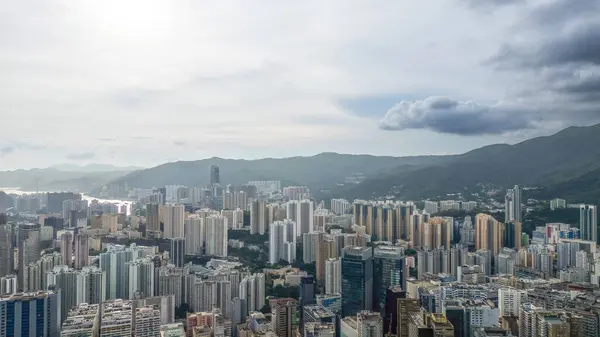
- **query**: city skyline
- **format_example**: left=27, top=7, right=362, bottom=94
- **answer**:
left=1, top=0, right=599, bottom=170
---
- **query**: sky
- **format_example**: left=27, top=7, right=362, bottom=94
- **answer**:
left=1, top=0, right=599, bottom=170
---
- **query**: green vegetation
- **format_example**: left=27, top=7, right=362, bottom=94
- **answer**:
left=175, top=303, right=193, bottom=319
left=229, top=247, right=268, bottom=272
left=332, top=123, right=600, bottom=200
left=229, top=230, right=268, bottom=246
left=268, top=285, right=299, bottom=299
left=98, top=153, right=448, bottom=194
left=522, top=207, right=579, bottom=235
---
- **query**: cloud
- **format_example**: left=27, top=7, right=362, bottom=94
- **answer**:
left=463, top=0, right=524, bottom=9
left=173, top=141, right=186, bottom=146
left=0, top=147, right=14, bottom=155
left=66, top=152, right=95, bottom=160
left=379, top=97, right=536, bottom=135
left=491, top=23, right=600, bottom=69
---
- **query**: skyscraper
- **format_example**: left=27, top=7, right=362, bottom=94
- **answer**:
left=299, top=276, right=316, bottom=335
left=325, top=258, right=341, bottom=295
left=60, top=232, right=74, bottom=267
left=74, top=231, right=90, bottom=269
left=0, top=222, right=12, bottom=278
left=269, top=220, right=296, bottom=264
left=579, top=204, right=598, bottom=243
left=0, top=290, right=61, bottom=336
left=210, top=165, right=220, bottom=185
left=18, top=223, right=41, bottom=288
left=475, top=214, right=504, bottom=256
left=316, top=239, right=337, bottom=286
left=503, top=222, right=522, bottom=250
left=205, top=215, right=228, bottom=257
left=505, top=185, right=522, bottom=224
left=373, top=246, right=405, bottom=314
left=145, top=203, right=160, bottom=238
left=383, top=286, right=405, bottom=336
left=250, top=200, right=267, bottom=235
left=161, top=204, right=185, bottom=239
left=297, top=200, right=314, bottom=237
left=169, top=238, right=186, bottom=267
left=341, top=246, right=373, bottom=317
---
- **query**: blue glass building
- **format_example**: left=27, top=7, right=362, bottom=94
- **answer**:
left=341, top=246, right=373, bottom=317
left=0, top=290, right=61, bottom=337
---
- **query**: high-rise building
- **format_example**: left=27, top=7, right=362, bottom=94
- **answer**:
left=74, top=232, right=90, bottom=269
left=60, top=232, right=74, bottom=267
left=271, top=298, right=297, bottom=337
left=341, top=246, right=373, bottom=317
left=325, top=258, right=341, bottom=295
left=316, top=239, right=337, bottom=286
left=169, top=238, right=186, bottom=267
left=210, top=165, right=220, bottom=185
left=17, top=223, right=41, bottom=288
left=99, top=244, right=153, bottom=300
left=331, top=198, right=351, bottom=215
left=475, top=214, right=504, bottom=256
left=505, top=185, right=522, bottom=224
left=47, top=192, right=81, bottom=213
left=205, top=215, right=228, bottom=257
left=503, top=222, right=522, bottom=250
left=373, top=246, right=405, bottom=314
left=297, top=200, right=314, bottom=237
left=269, top=220, right=296, bottom=264
left=184, top=215, right=204, bottom=256
left=300, top=275, right=316, bottom=335
left=250, top=200, right=268, bottom=235
left=1, top=275, right=18, bottom=295
left=353, top=201, right=415, bottom=242
left=579, top=204, right=598, bottom=244
left=303, top=232, right=321, bottom=263
left=0, top=222, right=12, bottom=278
left=47, top=265, right=107, bottom=319
left=146, top=203, right=161, bottom=237
left=239, top=273, right=265, bottom=313
left=162, top=204, right=185, bottom=239
left=383, top=287, right=405, bottom=336
left=127, top=257, right=155, bottom=299
left=0, top=290, right=61, bottom=337
left=23, top=252, right=61, bottom=292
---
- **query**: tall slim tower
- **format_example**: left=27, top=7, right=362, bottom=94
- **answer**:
left=505, top=185, right=522, bottom=224
left=210, top=165, right=220, bottom=185
left=18, top=223, right=41, bottom=288
left=579, top=204, right=598, bottom=243
left=60, top=232, right=74, bottom=267
left=145, top=203, right=160, bottom=238
left=74, top=232, right=90, bottom=269
left=0, top=219, right=13, bottom=278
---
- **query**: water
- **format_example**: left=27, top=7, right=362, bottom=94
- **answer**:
left=0, top=187, right=132, bottom=213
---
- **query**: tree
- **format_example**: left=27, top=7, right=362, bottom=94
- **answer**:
left=175, top=303, right=193, bottom=319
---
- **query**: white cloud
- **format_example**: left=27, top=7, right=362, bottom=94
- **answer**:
left=0, top=0, right=582, bottom=169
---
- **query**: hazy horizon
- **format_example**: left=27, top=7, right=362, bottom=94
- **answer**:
left=1, top=0, right=598, bottom=170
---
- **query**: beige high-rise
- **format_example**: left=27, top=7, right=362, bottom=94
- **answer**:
left=475, top=214, right=504, bottom=256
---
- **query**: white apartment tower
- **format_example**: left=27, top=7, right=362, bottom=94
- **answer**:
left=325, top=258, right=341, bottom=295
left=162, top=204, right=185, bottom=238
left=205, top=215, right=228, bottom=257
left=269, top=220, right=296, bottom=264
left=505, top=185, right=522, bottom=224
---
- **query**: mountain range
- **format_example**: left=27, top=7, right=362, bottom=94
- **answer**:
left=0, top=165, right=140, bottom=193
left=5, top=123, right=600, bottom=204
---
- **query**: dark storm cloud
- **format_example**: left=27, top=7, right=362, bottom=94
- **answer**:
left=486, top=0, right=600, bottom=116
left=66, top=152, right=95, bottom=160
left=378, top=96, right=535, bottom=135
left=525, top=0, right=600, bottom=28
left=491, top=23, right=600, bottom=69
